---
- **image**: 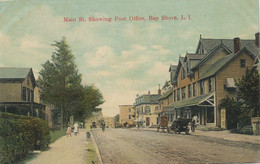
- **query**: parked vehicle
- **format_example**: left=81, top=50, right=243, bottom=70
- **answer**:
left=170, top=118, right=191, bottom=135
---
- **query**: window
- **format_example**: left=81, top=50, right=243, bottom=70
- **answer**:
left=27, top=89, right=31, bottom=102
left=193, top=83, right=197, bottom=96
left=181, top=87, right=186, bottom=100
left=174, top=90, right=176, bottom=102
left=177, top=89, right=180, bottom=101
left=182, top=68, right=186, bottom=79
left=31, top=90, right=34, bottom=102
left=200, top=80, right=205, bottom=95
left=188, top=85, right=192, bottom=98
left=208, top=78, right=213, bottom=92
left=22, top=87, right=26, bottom=101
left=145, top=106, right=151, bottom=114
left=240, top=59, right=246, bottom=68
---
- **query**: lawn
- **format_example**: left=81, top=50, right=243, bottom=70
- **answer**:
left=50, top=129, right=66, bottom=143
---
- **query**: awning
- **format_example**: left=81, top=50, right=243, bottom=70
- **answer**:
left=164, top=93, right=215, bottom=109
left=225, top=78, right=236, bottom=88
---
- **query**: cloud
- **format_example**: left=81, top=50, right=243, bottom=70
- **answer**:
left=85, top=46, right=115, bottom=67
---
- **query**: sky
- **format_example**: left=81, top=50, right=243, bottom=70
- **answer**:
left=0, top=0, right=259, bottom=117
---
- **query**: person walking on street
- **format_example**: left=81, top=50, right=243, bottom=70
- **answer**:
left=101, top=121, right=106, bottom=132
left=67, top=125, right=72, bottom=137
left=73, top=122, right=79, bottom=136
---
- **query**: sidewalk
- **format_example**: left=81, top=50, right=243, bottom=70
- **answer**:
left=137, top=127, right=260, bottom=145
left=27, top=129, right=88, bottom=164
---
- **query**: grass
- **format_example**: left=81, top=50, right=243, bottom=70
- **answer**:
left=86, top=137, right=100, bottom=164
left=50, top=129, right=66, bottom=143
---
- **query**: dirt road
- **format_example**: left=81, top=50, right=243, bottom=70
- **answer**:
left=92, top=128, right=260, bottom=164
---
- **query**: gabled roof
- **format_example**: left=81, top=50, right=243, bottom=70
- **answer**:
left=196, top=38, right=259, bottom=55
left=0, top=67, right=36, bottom=87
left=175, top=57, right=186, bottom=80
left=0, top=67, right=32, bottom=79
left=198, top=47, right=256, bottom=80
left=193, top=43, right=232, bottom=70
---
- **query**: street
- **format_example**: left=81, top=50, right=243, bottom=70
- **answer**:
left=91, top=128, right=260, bottom=164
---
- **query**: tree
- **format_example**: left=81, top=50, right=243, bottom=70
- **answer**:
left=236, top=69, right=260, bottom=117
left=38, top=37, right=82, bottom=129
left=220, top=69, right=260, bottom=129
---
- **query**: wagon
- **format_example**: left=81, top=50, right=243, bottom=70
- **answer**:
left=170, top=118, right=191, bottom=134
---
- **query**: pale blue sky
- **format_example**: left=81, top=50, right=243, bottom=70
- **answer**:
left=0, top=0, right=259, bottom=116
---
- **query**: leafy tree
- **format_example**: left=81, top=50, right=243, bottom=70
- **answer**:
left=220, top=69, right=260, bottom=129
left=236, top=69, right=260, bottom=117
left=38, top=37, right=82, bottom=129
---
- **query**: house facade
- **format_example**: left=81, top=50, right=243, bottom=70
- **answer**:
left=161, top=33, right=259, bottom=128
left=0, top=67, right=46, bottom=118
left=134, top=91, right=159, bottom=127
left=119, top=105, right=135, bottom=125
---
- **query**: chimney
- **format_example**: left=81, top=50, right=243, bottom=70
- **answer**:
left=255, top=32, right=260, bottom=47
left=233, top=37, right=241, bottom=53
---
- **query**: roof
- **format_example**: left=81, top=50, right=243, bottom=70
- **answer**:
left=198, top=47, right=255, bottom=80
left=196, top=38, right=259, bottom=56
left=165, top=93, right=213, bottom=109
left=158, top=88, right=173, bottom=100
left=0, top=67, right=32, bottom=79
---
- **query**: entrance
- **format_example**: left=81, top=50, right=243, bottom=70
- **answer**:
left=146, top=117, right=150, bottom=126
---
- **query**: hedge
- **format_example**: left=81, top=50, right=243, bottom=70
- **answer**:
left=0, top=113, right=50, bottom=163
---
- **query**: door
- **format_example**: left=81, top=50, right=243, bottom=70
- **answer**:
left=146, top=117, right=150, bottom=127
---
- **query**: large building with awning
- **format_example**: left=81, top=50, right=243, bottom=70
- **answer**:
left=160, top=33, right=259, bottom=128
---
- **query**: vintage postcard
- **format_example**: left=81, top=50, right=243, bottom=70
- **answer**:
left=0, top=0, right=259, bottom=163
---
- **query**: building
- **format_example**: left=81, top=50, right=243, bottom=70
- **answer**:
left=162, top=33, right=259, bottom=128
left=0, top=67, right=46, bottom=118
left=119, top=105, right=135, bottom=125
left=104, top=117, right=115, bottom=128
left=134, top=91, right=159, bottom=127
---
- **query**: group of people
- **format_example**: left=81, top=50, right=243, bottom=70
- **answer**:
left=67, top=122, right=80, bottom=137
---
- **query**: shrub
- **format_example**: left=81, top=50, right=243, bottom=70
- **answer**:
left=0, top=113, right=50, bottom=163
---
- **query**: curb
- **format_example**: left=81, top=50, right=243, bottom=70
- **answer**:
left=89, top=130, right=103, bottom=164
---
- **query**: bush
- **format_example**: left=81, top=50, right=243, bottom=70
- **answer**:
left=0, top=113, right=50, bottom=163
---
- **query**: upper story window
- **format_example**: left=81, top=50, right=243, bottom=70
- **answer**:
left=193, top=83, right=197, bottom=97
left=181, top=68, right=186, bottom=79
left=177, top=89, right=180, bottom=101
left=188, top=84, right=192, bottom=98
left=240, top=59, right=246, bottom=68
left=181, top=87, right=186, bottom=100
left=208, top=78, right=213, bottom=92
left=174, top=90, right=176, bottom=102
left=145, top=106, right=151, bottom=114
left=200, top=80, right=205, bottom=95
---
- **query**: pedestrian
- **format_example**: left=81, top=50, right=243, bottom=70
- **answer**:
left=73, top=122, right=79, bottom=136
left=67, top=125, right=72, bottom=137
left=101, top=121, right=106, bottom=132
